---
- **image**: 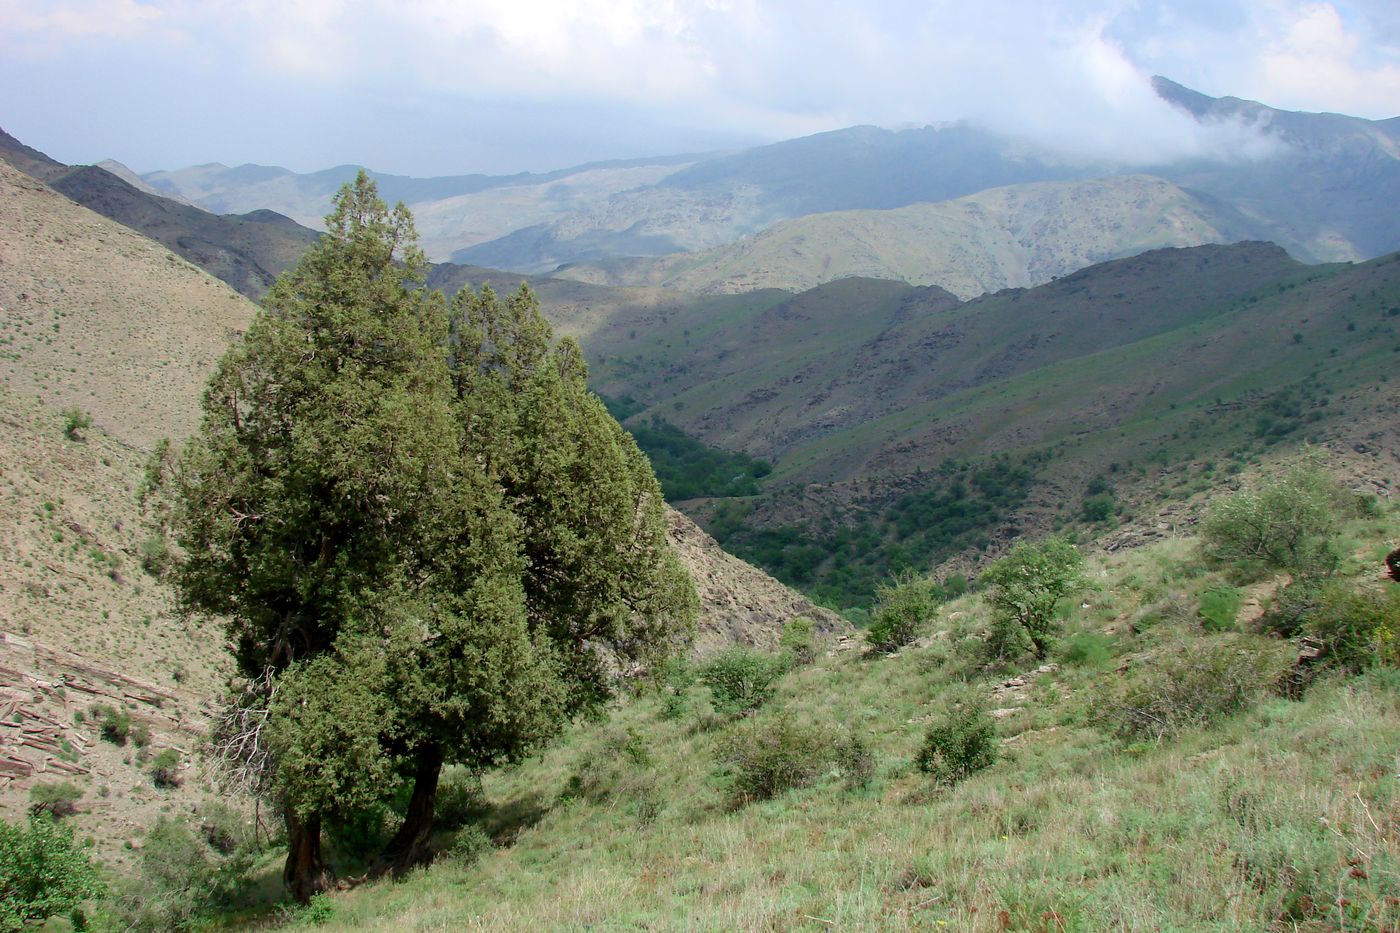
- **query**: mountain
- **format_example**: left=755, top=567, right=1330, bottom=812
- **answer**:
left=575, top=241, right=1400, bottom=605
left=142, top=156, right=701, bottom=262
left=138, top=80, right=1400, bottom=285
left=1151, top=77, right=1400, bottom=263
left=555, top=174, right=1257, bottom=299
left=0, top=131, right=319, bottom=299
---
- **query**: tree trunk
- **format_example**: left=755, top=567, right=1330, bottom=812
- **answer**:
left=283, top=809, right=330, bottom=904
left=377, top=743, right=444, bottom=877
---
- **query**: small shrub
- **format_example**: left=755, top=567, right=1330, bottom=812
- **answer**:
left=834, top=731, right=875, bottom=790
left=719, top=714, right=831, bottom=803
left=779, top=616, right=819, bottom=665
left=699, top=647, right=789, bottom=716
left=0, top=814, right=102, bottom=931
left=29, top=782, right=82, bottom=819
left=150, top=749, right=181, bottom=788
left=293, top=893, right=335, bottom=926
left=867, top=574, right=941, bottom=651
left=139, top=535, right=171, bottom=578
left=92, top=704, right=131, bottom=745
left=446, top=824, right=492, bottom=866
left=980, top=537, right=1087, bottom=660
left=916, top=688, right=997, bottom=785
left=61, top=407, right=91, bottom=441
left=1261, top=579, right=1400, bottom=672
left=1094, top=634, right=1294, bottom=742
left=654, top=655, right=697, bottom=720
left=1200, top=464, right=1351, bottom=579
left=130, top=723, right=152, bottom=749
left=1198, top=584, right=1243, bottom=632
left=1057, top=631, right=1114, bottom=668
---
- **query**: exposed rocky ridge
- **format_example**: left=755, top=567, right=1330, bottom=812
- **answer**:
left=556, top=175, right=1257, bottom=299
left=665, top=509, right=846, bottom=653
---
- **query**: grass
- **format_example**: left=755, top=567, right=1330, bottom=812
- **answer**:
left=259, top=505, right=1400, bottom=931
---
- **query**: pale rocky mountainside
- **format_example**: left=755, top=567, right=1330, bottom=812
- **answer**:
left=666, top=509, right=844, bottom=653
left=0, top=161, right=831, bottom=851
left=557, top=176, right=1254, bottom=299
left=0, top=160, right=255, bottom=446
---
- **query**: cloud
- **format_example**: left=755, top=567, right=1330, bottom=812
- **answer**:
left=1, top=0, right=1396, bottom=173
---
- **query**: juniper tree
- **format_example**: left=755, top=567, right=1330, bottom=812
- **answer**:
left=166, top=174, right=695, bottom=898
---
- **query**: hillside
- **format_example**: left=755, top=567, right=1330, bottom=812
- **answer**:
left=575, top=241, right=1400, bottom=606
left=261, top=498, right=1400, bottom=930
left=557, top=175, right=1256, bottom=298
left=0, top=162, right=836, bottom=861
left=0, top=133, right=320, bottom=301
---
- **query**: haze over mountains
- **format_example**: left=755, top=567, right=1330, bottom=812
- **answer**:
left=134, top=79, right=1400, bottom=300
left=5, top=72, right=1399, bottom=609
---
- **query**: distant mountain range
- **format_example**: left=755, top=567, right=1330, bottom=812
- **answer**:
left=129, top=78, right=1400, bottom=294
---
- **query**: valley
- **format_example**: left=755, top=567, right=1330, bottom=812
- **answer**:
left=1, top=66, right=1398, bottom=930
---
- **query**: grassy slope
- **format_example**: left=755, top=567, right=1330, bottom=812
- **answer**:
left=314, top=506, right=1400, bottom=931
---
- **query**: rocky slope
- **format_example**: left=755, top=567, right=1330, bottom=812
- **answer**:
left=557, top=175, right=1254, bottom=299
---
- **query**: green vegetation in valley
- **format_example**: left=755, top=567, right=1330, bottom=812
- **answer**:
left=599, top=393, right=773, bottom=501
left=708, top=455, right=1035, bottom=610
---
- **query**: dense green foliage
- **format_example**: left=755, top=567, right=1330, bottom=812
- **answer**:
left=980, top=536, right=1088, bottom=660
left=865, top=574, right=941, bottom=651
left=600, top=395, right=772, bottom=502
left=1200, top=463, right=1350, bottom=578
left=699, top=647, right=790, bottom=716
left=915, top=687, right=998, bottom=785
left=164, top=174, right=695, bottom=898
left=709, top=456, right=1034, bottom=610
left=0, top=814, right=100, bottom=932
left=719, top=715, right=833, bottom=803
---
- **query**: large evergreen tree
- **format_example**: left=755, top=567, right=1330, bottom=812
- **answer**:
left=165, top=174, right=695, bottom=899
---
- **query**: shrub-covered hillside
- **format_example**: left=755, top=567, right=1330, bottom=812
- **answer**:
left=30, top=462, right=1384, bottom=931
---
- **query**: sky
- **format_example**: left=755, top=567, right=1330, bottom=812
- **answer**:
left=3, top=0, right=1399, bottom=177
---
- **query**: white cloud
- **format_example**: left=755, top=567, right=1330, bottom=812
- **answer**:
left=1, top=0, right=1396, bottom=173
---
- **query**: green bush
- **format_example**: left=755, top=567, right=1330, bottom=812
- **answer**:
left=1094, top=634, right=1294, bottom=742
left=150, top=749, right=181, bottom=788
left=61, top=407, right=90, bottom=441
left=139, top=535, right=171, bottom=578
left=1198, top=584, right=1243, bottom=632
left=0, top=814, right=101, bottom=932
left=28, top=782, right=82, bottom=819
left=92, top=704, right=131, bottom=745
left=779, top=616, right=820, bottom=665
left=1056, top=631, right=1114, bottom=668
left=916, top=688, right=998, bottom=785
left=1261, top=580, right=1400, bottom=672
left=446, top=824, right=492, bottom=866
left=1200, top=464, right=1352, bottom=579
left=699, top=647, right=789, bottom=716
left=980, top=537, right=1087, bottom=660
left=866, top=575, right=941, bottom=651
left=719, top=714, right=831, bottom=803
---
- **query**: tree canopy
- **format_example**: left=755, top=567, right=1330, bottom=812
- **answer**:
left=163, top=173, right=696, bottom=899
